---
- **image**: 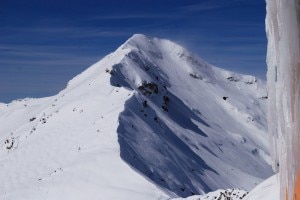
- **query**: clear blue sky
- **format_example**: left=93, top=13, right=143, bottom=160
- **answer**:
left=0, top=0, right=266, bottom=103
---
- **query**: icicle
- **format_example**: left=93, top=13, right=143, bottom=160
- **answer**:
left=266, top=0, right=300, bottom=199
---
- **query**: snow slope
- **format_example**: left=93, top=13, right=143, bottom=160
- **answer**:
left=172, top=188, right=248, bottom=200
left=174, top=174, right=279, bottom=200
left=244, top=174, right=279, bottom=200
left=0, top=46, right=169, bottom=200
left=0, top=34, right=272, bottom=199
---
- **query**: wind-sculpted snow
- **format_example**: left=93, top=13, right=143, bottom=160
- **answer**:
left=0, top=34, right=273, bottom=199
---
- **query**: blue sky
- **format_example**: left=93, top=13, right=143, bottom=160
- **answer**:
left=0, top=0, right=266, bottom=103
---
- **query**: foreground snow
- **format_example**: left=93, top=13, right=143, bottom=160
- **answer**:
left=172, top=189, right=248, bottom=200
left=244, top=174, right=279, bottom=200
left=0, top=34, right=272, bottom=199
left=173, top=174, right=279, bottom=200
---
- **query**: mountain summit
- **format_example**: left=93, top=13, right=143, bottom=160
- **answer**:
left=0, top=34, right=272, bottom=199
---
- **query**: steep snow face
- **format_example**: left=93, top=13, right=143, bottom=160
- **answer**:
left=0, top=34, right=272, bottom=199
left=266, top=0, right=300, bottom=199
left=109, top=34, right=273, bottom=196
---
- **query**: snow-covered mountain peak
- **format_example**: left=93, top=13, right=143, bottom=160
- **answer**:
left=121, top=33, right=175, bottom=52
left=123, top=34, right=206, bottom=64
left=0, top=34, right=272, bottom=199
left=66, top=33, right=262, bottom=95
left=116, top=34, right=262, bottom=89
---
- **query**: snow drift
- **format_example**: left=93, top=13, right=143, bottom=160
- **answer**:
left=0, top=34, right=273, bottom=199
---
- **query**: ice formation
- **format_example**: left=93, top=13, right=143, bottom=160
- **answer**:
left=266, top=0, right=300, bottom=199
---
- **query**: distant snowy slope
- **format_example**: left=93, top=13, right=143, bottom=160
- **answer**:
left=0, top=34, right=272, bottom=199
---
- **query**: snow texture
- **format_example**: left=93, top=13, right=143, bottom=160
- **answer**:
left=0, top=34, right=272, bottom=199
left=266, top=0, right=300, bottom=199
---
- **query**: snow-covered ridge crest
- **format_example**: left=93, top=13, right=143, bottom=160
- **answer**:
left=66, top=33, right=263, bottom=93
left=0, top=34, right=272, bottom=199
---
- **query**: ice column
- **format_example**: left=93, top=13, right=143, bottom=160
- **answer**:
left=266, top=0, right=300, bottom=199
